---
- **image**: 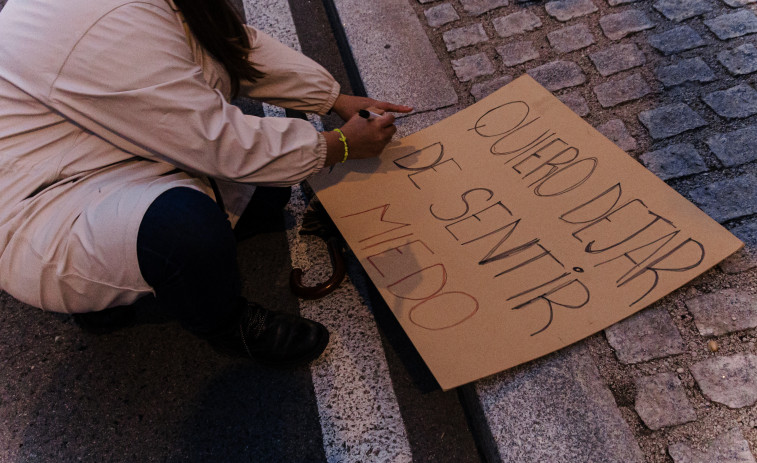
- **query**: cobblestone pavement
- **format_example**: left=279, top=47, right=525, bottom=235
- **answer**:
left=409, top=0, right=757, bottom=460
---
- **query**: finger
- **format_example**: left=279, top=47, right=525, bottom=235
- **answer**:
left=379, top=122, right=397, bottom=139
left=375, top=102, right=414, bottom=113
left=365, top=105, right=385, bottom=115
left=377, top=113, right=396, bottom=128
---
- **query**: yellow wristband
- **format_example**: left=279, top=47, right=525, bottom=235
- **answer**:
left=333, top=128, right=349, bottom=163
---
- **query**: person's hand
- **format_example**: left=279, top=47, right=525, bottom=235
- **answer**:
left=322, top=95, right=412, bottom=166
left=322, top=110, right=399, bottom=166
left=330, top=94, right=413, bottom=121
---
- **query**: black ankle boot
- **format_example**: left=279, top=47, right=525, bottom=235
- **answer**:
left=211, top=302, right=329, bottom=366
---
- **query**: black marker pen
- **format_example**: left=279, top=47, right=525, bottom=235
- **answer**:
left=358, top=109, right=383, bottom=119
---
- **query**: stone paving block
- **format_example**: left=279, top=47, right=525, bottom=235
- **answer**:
left=690, top=353, right=757, bottom=408
left=605, top=306, right=686, bottom=364
left=527, top=60, right=586, bottom=91
left=720, top=219, right=757, bottom=274
left=648, top=26, right=707, bottom=55
left=334, top=0, right=458, bottom=112
left=496, top=41, right=539, bottom=66
left=653, top=0, right=715, bottom=22
left=638, top=103, right=706, bottom=139
left=669, top=429, right=757, bottom=463
left=547, top=23, right=595, bottom=53
left=718, top=43, right=757, bottom=75
left=425, top=3, right=460, bottom=28
left=656, top=57, right=716, bottom=87
left=589, top=43, right=646, bottom=76
left=600, top=9, right=655, bottom=40
left=597, top=119, right=637, bottom=151
left=476, top=343, right=645, bottom=462
left=443, top=23, right=488, bottom=51
left=452, top=53, right=495, bottom=81
left=707, top=125, right=757, bottom=166
left=705, top=9, right=757, bottom=40
left=609, top=0, right=639, bottom=4
left=723, top=0, right=757, bottom=5
left=493, top=10, right=542, bottom=38
left=685, top=289, right=757, bottom=336
left=703, top=83, right=757, bottom=118
left=689, top=173, right=757, bottom=222
left=723, top=242, right=757, bottom=277
left=559, top=91, right=590, bottom=116
left=471, top=75, right=514, bottom=101
left=460, top=0, right=508, bottom=16
left=720, top=248, right=757, bottom=273
left=593, top=73, right=651, bottom=107
left=634, top=372, right=697, bottom=430
left=639, top=143, right=708, bottom=180
left=545, top=0, right=598, bottom=22
left=395, top=106, right=461, bottom=138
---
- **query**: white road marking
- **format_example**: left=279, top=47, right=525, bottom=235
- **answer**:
left=242, top=1, right=413, bottom=461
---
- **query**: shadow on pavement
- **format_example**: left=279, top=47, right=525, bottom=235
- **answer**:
left=2, top=228, right=326, bottom=463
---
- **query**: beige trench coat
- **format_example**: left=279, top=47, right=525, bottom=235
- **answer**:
left=0, top=0, right=340, bottom=312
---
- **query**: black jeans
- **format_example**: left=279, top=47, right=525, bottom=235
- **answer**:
left=137, top=187, right=291, bottom=338
left=135, top=185, right=292, bottom=337
left=137, top=187, right=241, bottom=337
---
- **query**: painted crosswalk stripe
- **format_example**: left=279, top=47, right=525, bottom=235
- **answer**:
left=242, top=1, right=413, bottom=461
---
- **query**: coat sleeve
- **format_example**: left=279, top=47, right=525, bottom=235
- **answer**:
left=48, top=2, right=327, bottom=186
left=239, top=26, right=341, bottom=115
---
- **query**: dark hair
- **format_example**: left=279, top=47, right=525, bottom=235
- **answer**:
left=174, top=0, right=264, bottom=97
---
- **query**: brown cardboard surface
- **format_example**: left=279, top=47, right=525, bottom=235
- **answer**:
left=309, top=75, right=744, bottom=390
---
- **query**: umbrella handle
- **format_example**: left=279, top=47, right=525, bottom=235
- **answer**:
left=290, top=236, right=346, bottom=299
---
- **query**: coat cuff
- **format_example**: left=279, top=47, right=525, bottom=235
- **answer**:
left=309, top=131, right=329, bottom=176
left=317, top=81, right=341, bottom=116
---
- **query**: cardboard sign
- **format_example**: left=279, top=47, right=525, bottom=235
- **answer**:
left=310, top=75, right=744, bottom=390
